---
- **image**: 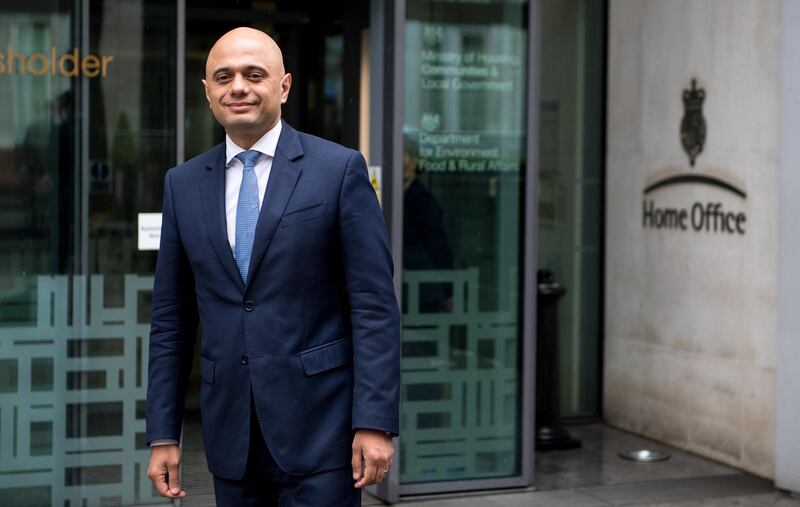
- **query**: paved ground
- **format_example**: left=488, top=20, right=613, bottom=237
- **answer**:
left=392, top=491, right=800, bottom=507
left=176, top=423, right=800, bottom=506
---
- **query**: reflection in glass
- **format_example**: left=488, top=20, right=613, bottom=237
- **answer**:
left=0, top=4, right=75, bottom=327
left=402, top=0, right=528, bottom=484
left=0, top=1, right=174, bottom=505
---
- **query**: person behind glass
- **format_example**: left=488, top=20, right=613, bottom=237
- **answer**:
left=145, top=27, right=400, bottom=506
left=403, top=141, right=454, bottom=313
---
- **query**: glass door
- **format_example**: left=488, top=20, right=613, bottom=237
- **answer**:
left=0, top=1, right=540, bottom=504
left=391, top=0, right=538, bottom=496
left=0, top=1, right=177, bottom=505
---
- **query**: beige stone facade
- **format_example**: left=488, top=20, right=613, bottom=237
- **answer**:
left=604, top=0, right=780, bottom=478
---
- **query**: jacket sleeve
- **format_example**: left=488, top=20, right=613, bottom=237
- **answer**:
left=337, top=151, right=401, bottom=436
left=145, top=170, right=199, bottom=444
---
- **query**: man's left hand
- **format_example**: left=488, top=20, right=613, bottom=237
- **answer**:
left=351, top=429, right=394, bottom=488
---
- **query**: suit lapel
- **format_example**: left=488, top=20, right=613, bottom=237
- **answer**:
left=200, top=143, right=245, bottom=292
left=244, top=121, right=304, bottom=291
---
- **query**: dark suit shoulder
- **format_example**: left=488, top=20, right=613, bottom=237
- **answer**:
left=295, top=131, right=360, bottom=165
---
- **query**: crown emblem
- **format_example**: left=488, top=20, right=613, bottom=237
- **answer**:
left=421, top=112, right=440, bottom=132
left=680, top=78, right=706, bottom=167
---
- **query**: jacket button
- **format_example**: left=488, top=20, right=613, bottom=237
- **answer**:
left=240, top=355, right=248, bottom=365
left=244, top=301, right=255, bottom=311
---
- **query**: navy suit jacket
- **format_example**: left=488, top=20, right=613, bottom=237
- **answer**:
left=145, top=121, right=400, bottom=480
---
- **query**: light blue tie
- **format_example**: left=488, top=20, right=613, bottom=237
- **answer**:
left=234, top=150, right=261, bottom=283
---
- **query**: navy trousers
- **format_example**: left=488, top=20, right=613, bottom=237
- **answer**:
left=212, top=397, right=361, bottom=507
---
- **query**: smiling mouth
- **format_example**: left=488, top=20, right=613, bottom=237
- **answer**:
left=226, top=102, right=256, bottom=110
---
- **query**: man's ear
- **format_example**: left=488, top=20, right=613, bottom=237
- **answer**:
left=281, top=73, right=292, bottom=104
left=202, top=79, right=211, bottom=106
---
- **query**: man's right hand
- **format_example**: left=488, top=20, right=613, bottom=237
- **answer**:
left=147, top=444, right=186, bottom=498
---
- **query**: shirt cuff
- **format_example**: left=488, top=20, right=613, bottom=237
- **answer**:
left=149, top=439, right=179, bottom=447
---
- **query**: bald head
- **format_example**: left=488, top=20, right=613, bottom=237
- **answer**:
left=206, top=27, right=285, bottom=78
left=202, top=26, right=292, bottom=149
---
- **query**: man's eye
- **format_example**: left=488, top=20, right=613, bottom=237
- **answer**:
left=248, top=73, right=263, bottom=80
left=215, top=74, right=230, bottom=81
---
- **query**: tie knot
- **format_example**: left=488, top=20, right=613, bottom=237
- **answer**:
left=236, top=150, right=261, bottom=169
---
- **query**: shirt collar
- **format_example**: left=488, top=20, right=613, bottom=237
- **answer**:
left=224, top=119, right=283, bottom=167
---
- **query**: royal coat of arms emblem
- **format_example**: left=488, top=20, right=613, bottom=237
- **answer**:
left=680, top=78, right=706, bottom=167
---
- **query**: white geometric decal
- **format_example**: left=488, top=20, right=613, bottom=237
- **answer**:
left=401, top=268, right=518, bottom=483
left=0, top=275, right=160, bottom=506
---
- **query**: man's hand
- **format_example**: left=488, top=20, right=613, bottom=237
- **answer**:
left=351, top=429, right=394, bottom=488
left=147, top=444, right=186, bottom=498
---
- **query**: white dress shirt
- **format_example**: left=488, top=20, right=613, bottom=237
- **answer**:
left=224, top=120, right=282, bottom=251
left=148, top=121, right=282, bottom=448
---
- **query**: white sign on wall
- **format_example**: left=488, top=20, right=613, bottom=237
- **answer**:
left=138, top=213, right=162, bottom=250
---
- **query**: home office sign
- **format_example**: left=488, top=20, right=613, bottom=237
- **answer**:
left=641, top=79, right=747, bottom=235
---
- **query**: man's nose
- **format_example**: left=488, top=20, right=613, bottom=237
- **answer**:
left=229, top=73, right=249, bottom=95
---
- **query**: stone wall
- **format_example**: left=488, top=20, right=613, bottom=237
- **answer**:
left=604, top=0, right=779, bottom=477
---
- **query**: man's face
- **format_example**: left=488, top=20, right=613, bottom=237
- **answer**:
left=202, top=30, right=291, bottom=141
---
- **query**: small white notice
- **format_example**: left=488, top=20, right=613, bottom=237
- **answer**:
left=138, top=213, right=162, bottom=251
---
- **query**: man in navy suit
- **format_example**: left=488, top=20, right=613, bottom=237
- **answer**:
left=145, top=27, right=400, bottom=506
